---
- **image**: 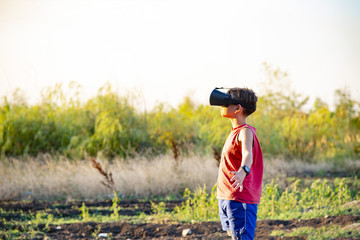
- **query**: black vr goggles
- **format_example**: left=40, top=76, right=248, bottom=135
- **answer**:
left=209, top=87, right=254, bottom=110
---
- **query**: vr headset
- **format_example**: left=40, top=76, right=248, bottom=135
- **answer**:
left=209, top=87, right=254, bottom=110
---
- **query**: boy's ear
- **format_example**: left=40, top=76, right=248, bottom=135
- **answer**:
left=236, top=104, right=245, bottom=114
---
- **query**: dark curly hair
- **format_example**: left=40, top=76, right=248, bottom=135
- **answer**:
left=228, top=88, right=258, bottom=116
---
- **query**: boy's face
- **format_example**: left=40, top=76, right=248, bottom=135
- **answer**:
left=220, top=104, right=240, bottom=118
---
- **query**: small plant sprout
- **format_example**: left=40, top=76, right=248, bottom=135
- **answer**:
left=111, top=191, right=121, bottom=218
left=79, top=202, right=90, bottom=221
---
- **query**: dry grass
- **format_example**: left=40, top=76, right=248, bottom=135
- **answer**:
left=0, top=154, right=359, bottom=201
left=0, top=154, right=218, bottom=201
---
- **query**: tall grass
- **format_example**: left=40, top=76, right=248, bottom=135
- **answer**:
left=1, top=154, right=358, bottom=201
left=0, top=65, right=359, bottom=162
left=0, top=154, right=218, bottom=201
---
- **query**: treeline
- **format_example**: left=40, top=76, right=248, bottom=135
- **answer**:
left=1, top=68, right=359, bottom=163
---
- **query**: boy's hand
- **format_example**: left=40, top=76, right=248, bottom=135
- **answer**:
left=230, top=170, right=247, bottom=192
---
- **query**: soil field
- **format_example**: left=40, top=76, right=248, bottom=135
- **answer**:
left=1, top=200, right=360, bottom=240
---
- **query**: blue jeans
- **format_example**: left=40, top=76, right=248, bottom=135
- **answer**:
left=218, top=199, right=258, bottom=240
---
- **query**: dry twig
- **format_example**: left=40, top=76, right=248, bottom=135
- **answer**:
left=90, top=157, right=114, bottom=191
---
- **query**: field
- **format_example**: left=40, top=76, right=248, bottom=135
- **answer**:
left=1, top=199, right=359, bottom=239
left=1, top=76, right=360, bottom=239
left=1, top=155, right=359, bottom=239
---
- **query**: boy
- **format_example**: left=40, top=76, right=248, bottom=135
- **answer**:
left=214, top=87, right=263, bottom=240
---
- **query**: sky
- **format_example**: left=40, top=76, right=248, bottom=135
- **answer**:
left=0, top=0, right=359, bottom=110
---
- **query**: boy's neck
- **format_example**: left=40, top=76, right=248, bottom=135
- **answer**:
left=230, top=116, right=246, bottom=128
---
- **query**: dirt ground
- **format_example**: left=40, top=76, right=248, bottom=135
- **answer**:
left=41, top=215, right=360, bottom=240
left=1, top=200, right=359, bottom=240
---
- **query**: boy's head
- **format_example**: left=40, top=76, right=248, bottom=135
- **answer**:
left=228, top=87, right=257, bottom=116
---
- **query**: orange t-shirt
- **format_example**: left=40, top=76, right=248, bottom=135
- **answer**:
left=216, top=124, right=263, bottom=204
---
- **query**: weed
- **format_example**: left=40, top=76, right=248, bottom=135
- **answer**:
left=91, top=225, right=102, bottom=239
left=259, top=181, right=281, bottom=218
left=110, top=191, right=121, bottom=218
left=90, top=158, right=115, bottom=191
left=151, top=201, right=166, bottom=215
left=258, top=177, right=359, bottom=219
left=79, top=202, right=90, bottom=221
left=173, top=184, right=218, bottom=222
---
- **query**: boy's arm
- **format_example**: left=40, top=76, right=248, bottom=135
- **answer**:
left=230, top=127, right=254, bottom=192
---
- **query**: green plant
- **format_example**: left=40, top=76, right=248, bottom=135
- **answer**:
left=79, top=202, right=90, bottom=221
left=258, top=177, right=358, bottom=220
left=111, top=191, right=121, bottom=218
left=151, top=201, right=166, bottom=215
left=258, top=181, right=281, bottom=218
left=173, top=184, right=218, bottom=222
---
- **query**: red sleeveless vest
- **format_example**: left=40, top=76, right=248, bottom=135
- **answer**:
left=217, top=124, right=263, bottom=204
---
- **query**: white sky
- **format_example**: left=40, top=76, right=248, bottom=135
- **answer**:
left=0, top=0, right=359, bottom=110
